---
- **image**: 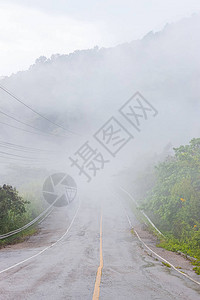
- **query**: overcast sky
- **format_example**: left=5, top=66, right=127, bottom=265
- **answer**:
left=0, top=0, right=200, bottom=77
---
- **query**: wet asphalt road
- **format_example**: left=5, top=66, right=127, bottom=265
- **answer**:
left=0, top=190, right=200, bottom=300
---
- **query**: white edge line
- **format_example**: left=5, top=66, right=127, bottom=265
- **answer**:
left=124, top=210, right=200, bottom=286
left=120, top=187, right=164, bottom=237
left=0, top=201, right=81, bottom=275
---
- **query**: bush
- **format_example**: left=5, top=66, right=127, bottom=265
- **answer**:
left=0, top=184, right=29, bottom=234
left=143, top=138, right=200, bottom=260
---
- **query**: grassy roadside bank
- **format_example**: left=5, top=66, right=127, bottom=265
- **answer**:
left=0, top=226, right=39, bottom=249
left=157, top=238, right=200, bottom=275
left=123, top=138, right=200, bottom=276
left=125, top=194, right=200, bottom=276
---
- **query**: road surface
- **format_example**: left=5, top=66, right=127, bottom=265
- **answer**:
left=0, top=188, right=200, bottom=299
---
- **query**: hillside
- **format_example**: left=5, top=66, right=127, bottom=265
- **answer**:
left=0, top=14, right=200, bottom=176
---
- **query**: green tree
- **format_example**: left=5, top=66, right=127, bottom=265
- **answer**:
left=144, top=138, right=200, bottom=245
left=0, top=184, right=29, bottom=234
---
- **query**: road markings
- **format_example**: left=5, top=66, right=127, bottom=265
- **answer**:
left=0, top=201, right=81, bottom=275
left=124, top=210, right=200, bottom=286
left=120, top=187, right=164, bottom=237
left=93, top=215, right=103, bottom=300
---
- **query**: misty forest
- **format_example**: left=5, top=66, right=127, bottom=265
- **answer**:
left=1, top=7, right=200, bottom=299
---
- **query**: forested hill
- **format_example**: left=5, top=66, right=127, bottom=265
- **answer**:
left=0, top=14, right=200, bottom=150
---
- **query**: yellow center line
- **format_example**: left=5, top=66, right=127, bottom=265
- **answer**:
left=92, top=215, right=103, bottom=300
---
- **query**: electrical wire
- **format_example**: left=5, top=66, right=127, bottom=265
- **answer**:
left=0, top=84, right=80, bottom=136
left=0, top=140, right=58, bottom=154
left=0, top=110, right=69, bottom=138
left=0, top=120, right=62, bottom=137
left=0, top=150, right=48, bottom=161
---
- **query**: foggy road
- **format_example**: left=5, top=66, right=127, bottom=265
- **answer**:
left=0, top=191, right=200, bottom=300
left=1, top=1, right=200, bottom=300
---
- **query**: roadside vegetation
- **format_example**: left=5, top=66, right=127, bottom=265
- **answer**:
left=0, top=181, right=44, bottom=247
left=139, top=138, right=200, bottom=274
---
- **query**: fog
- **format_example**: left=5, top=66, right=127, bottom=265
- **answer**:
left=0, top=14, right=200, bottom=197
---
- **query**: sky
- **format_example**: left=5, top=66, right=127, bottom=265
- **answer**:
left=0, top=0, right=200, bottom=77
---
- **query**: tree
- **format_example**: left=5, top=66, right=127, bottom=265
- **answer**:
left=144, top=138, right=200, bottom=241
left=0, top=185, right=29, bottom=234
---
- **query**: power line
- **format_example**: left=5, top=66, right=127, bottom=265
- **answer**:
left=0, top=84, right=80, bottom=136
left=0, top=144, right=41, bottom=154
left=0, top=154, right=55, bottom=169
left=0, top=156, right=50, bottom=166
left=0, top=150, right=47, bottom=160
left=0, top=144, right=55, bottom=155
left=0, top=155, right=35, bottom=162
left=0, top=141, right=66, bottom=167
left=0, top=109, right=68, bottom=138
left=0, top=150, right=51, bottom=167
left=0, top=140, right=58, bottom=154
left=0, top=120, right=61, bottom=137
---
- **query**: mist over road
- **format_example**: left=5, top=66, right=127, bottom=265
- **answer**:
left=0, top=190, right=199, bottom=300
